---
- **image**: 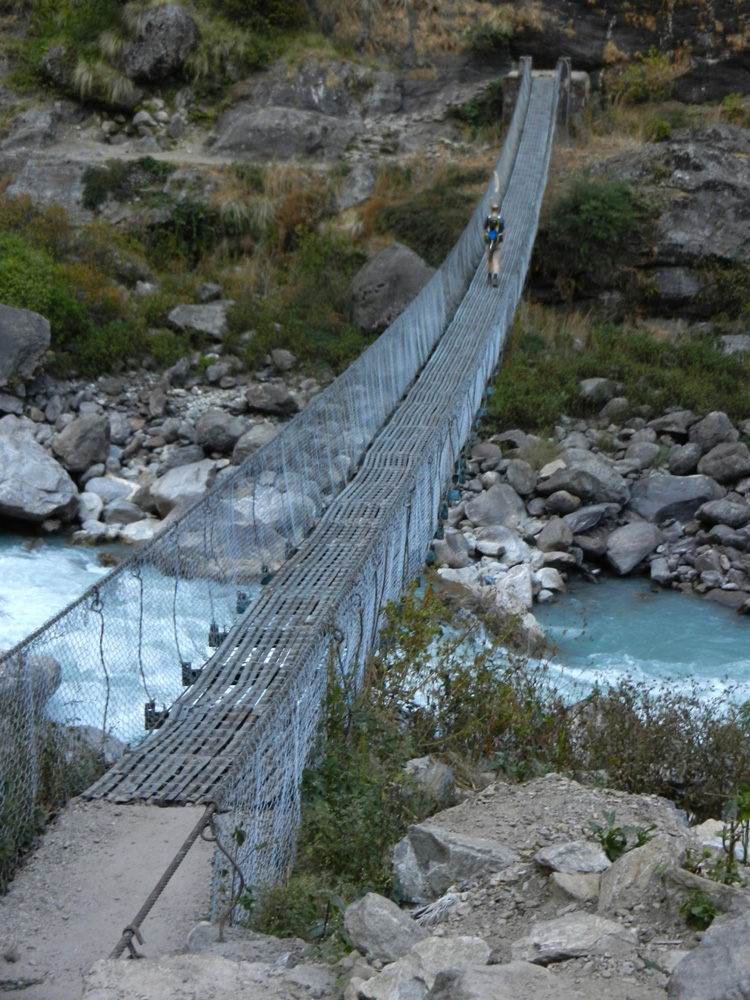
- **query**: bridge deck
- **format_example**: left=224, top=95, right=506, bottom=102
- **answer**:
left=85, top=76, right=559, bottom=805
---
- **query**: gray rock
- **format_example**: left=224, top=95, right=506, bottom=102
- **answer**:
left=534, top=840, right=611, bottom=875
left=688, top=411, right=738, bottom=453
left=464, top=483, right=526, bottom=529
left=668, top=442, right=702, bottom=475
left=52, top=415, right=110, bottom=474
left=78, top=491, right=104, bottom=523
left=0, top=415, right=78, bottom=521
left=359, top=936, right=490, bottom=1000
left=474, top=525, right=529, bottom=564
left=697, top=442, right=750, bottom=483
left=120, top=4, right=197, bottom=82
left=119, top=519, right=161, bottom=544
left=0, top=652, right=61, bottom=710
left=648, top=410, right=697, bottom=437
left=0, top=393, right=23, bottom=415
left=246, top=383, right=299, bottom=417
left=667, top=910, right=750, bottom=1000
left=232, top=424, right=280, bottom=463
left=549, top=872, right=601, bottom=903
left=336, top=160, right=379, bottom=211
left=598, top=834, right=685, bottom=915
left=696, top=498, right=750, bottom=529
left=209, top=105, right=361, bottom=160
left=536, top=516, right=573, bottom=552
left=344, top=892, right=429, bottom=963
left=578, top=377, right=615, bottom=404
left=536, top=566, right=565, bottom=592
left=650, top=556, right=673, bottom=585
left=167, top=302, right=235, bottom=342
left=347, top=243, right=434, bottom=335
left=600, top=396, right=631, bottom=422
left=545, top=490, right=581, bottom=515
left=393, top=824, right=518, bottom=904
left=196, top=409, right=247, bottom=454
left=471, top=442, right=503, bottom=469
left=563, top=502, right=620, bottom=533
left=0, top=304, right=51, bottom=387
left=501, top=564, right=534, bottom=611
left=606, top=521, right=663, bottom=575
left=510, top=912, right=637, bottom=965
left=426, top=962, right=563, bottom=1000
left=505, top=458, right=537, bottom=496
left=0, top=108, right=56, bottom=150
left=536, top=448, right=630, bottom=505
left=628, top=473, right=724, bottom=523
left=404, top=757, right=455, bottom=802
left=84, top=476, right=136, bottom=505
left=270, top=348, right=295, bottom=372
left=624, top=440, right=660, bottom=469
left=433, top=527, right=471, bottom=569
left=652, top=267, right=702, bottom=309
left=721, top=334, right=750, bottom=356
left=102, top=500, right=144, bottom=526
left=150, top=459, right=217, bottom=517
left=108, top=411, right=131, bottom=447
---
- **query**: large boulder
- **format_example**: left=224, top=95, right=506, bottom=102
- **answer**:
left=208, top=105, right=361, bottom=160
left=347, top=244, right=435, bottom=335
left=6, top=159, right=87, bottom=217
left=536, top=449, right=629, bottom=505
left=627, top=473, right=724, bottom=523
left=358, top=936, right=490, bottom=1000
left=667, top=910, right=750, bottom=1000
left=344, top=893, right=429, bottom=963
left=0, top=305, right=51, bottom=387
left=697, top=442, right=750, bottom=484
left=427, top=962, right=564, bottom=1000
left=52, top=414, right=110, bottom=474
left=510, top=912, right=637, bottom=965
left=150, top=459, right=218, bottom=517
left=119, top=4, right=197, bottom=82
left=167, top=302, right=234, bottom=342
left=196, top=409, right=247, bottom=454
left=0, top=108, right=57, bottom=151
left=688, top=411, right=738, bottom=454
left=245, top=383, right=299, bottom=417
left=393, top=823, right=518, bottom=904
left=696, top=498, right=750, bottom=529
left=0, top=415, right=78, bottom=521
left=464, top=483, right=527, bottom=529
left=606, top=521, right=663, bottom=575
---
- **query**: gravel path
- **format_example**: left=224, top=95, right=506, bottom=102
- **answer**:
left=0, top=799, right=214, bottom=1000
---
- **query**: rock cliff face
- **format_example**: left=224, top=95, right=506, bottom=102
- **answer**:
left=508, top=0, right=750, bottom=100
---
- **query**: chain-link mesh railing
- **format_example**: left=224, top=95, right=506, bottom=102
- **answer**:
left=0, top=58, right=561, bottom=897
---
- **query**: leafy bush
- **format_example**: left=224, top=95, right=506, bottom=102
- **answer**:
left=613, top=47, right=681, bottom=105
left=375, top=169, right=480, bottom=268
left=464, top=7, right=513, bottom=50
left=536, top=178, right=652, bottom=297
left=147, top=198, right=221, bottom=266
left=82, top=157, right=174, bottom=210
left=486, top=306, right=750, bottom=434
left=0, top=234, right=56, bottom=314
left=721, top=92, right=750, bottom=127
left=450, top=77, right=505, bottom=131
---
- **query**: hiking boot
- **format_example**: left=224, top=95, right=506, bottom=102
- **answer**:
left=487, top=272, right=492, bottom=284
left=493, top=274, right=499, bottom=287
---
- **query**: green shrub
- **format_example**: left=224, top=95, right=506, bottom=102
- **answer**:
left=487, top=309, right=750, bottom=434
left=464, top=7, right=513, bottom=50
left=147, top=198, right=221, bottom=266
left=0, top=234, right=55, bottom=314
left=82, top=157, right=174, bottom=210
left=536, top=178, right=652, bottom=297
left=450, top=77, right=505, bottom=131
left=375, top=176, right=476, bottom=268
left=614, top=47, right=679, bottom=105
left=721, top=92, right=750, bottom=127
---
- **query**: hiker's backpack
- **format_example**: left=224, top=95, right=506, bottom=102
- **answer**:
left=485, top=214, right=505, bottom=248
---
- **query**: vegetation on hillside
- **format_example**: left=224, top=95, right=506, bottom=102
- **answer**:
left=228, top=584, right=750, bottom=952
left=485, top=302, right=750, bottom=434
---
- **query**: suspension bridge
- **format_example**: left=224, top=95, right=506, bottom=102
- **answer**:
left=0, top=58, right=566, bottom=921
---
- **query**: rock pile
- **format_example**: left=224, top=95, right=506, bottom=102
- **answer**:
left=71, top=774, right=750, bottom=1000
left=0, top=325, right=323, bottom=547
left=435, top=398, right=750, bottom=647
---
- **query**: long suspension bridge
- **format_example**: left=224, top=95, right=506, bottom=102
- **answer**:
left=0, top=58, right=567, bottom=928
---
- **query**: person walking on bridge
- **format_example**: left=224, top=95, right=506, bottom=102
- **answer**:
left=484, top=201, right=505, bottom=288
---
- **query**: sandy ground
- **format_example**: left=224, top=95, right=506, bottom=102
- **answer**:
left=0, top=799, right=215, bottom=1000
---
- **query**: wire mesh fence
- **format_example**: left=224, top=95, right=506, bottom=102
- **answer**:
left=0, top=58, right=562, bottom=899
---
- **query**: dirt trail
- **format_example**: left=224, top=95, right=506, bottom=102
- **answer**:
left=0, top=799, right=215, bottom=1000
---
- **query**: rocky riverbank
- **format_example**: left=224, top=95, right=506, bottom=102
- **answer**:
left=22, top=773, right=742, bottom=1000
left=434, top=389, right=750, bottom=652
